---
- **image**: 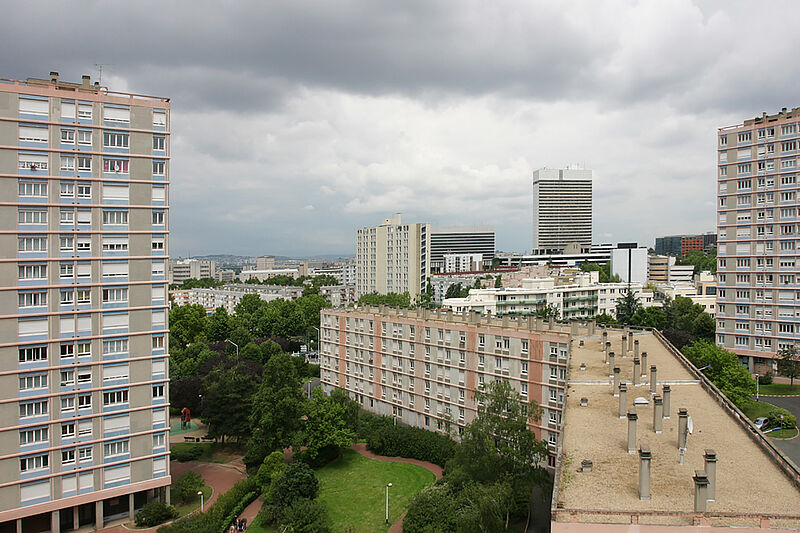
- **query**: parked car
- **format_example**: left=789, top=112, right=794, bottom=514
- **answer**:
left=754, top=417, right=770, bottom=430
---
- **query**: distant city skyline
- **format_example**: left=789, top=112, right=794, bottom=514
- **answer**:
left=3, top=1, right=797, bottom=256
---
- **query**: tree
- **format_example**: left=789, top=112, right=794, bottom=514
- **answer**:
left=682, top=341, right=755, bottom=407
left=579, top=262, right=621, bottom=283
left=259, top=340, right=284, bottom=365
left=445, top=283, right=471, bottom=299
left=256, top=451, right=286, bottom=494
left=269, top=462, right=319, bottom=508
left=594, top=313, right=617, bottom=326
left=278, top=498, right=331, bottom=533
left=172, top=472, right=204, bottom=504
left=677, top=249, right=717, bottom=274
left=260, top=298, right=303, bottom=338
left=328, top=387, right=360, bottom=431
left=614, top=289, right=641, bottom=325
left=247, top=353, right=306, bottom=467
left=207, top=307, right=231, bottom=342
left=494, top=276, right=503, bottom=288
left=533, top=304, right=559, bottom=320
left=357, top=292, right=411, bottom=307
left=630, top=307, right=667, bottom=330
left=455, top=482, right=514, bottom=533
left=297, top=388, right=355, bottom=460
left=296, top=293, right=330, bottom=334
left=201, top=362, right=260, bottom=442
left=691, top=312, right=715, bottom=341
left=403, top=484, right=459, bottom=533
left=169, top=304, right=208, bottom=347
left=777, top=345, right=800, bottom=387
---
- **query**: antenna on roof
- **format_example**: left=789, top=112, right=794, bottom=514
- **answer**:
left=94, top=64, right=112, bottom=85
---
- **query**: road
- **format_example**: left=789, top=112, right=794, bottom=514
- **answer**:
left=759, top=395, right=800, bottom=467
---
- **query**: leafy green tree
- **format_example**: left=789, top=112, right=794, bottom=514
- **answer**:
left=207, top=307, right=231, bottom=342
left=691, top=312, right=715, bottom=341
left=269, top=462, right=319, bottom=508
left=455, top=482, right=513, bottom=533
left=260, top=298, right=304, bottom=338
left=677, top=249, right=717, bottom=274
left=594, top=313, right=617, bottom=326
left=614, top=289, right=641, bottom=325
left=259, top=340, right=284, bottom=365
left=227, top=325, right=253, bottom=352
left=172, top=472, right=204, bottom=504
left=328, top=387, right=360, bottom=431
left=239, top=342, right=261, bottom=362
left=297, top=388, right=356, bottom=460
left=630, top=307, right=667, bottom=330
left=296, top=293, right=330, bottom=333
left=404, top=485, right=459, bottom=533
left=533, top=304, right=559, bottom=320
left=579, top=262, right=621, bottom=283
left=278, top=498, right=331, bottom=533
left=357, top=292, right=411, bottom=307
left=201, top=362, right=260, bottom=442
left=445, top=283, right=471, bottom=299
left=169, top=304, right=208, bottom=347
left=777, top=345, right=800, bottom=387
left=248, top=353, right=306, bottom=466
left=494, top=276, right=503, bottom=288
left=682, top=341, right=755, bottom=407
left=256, top=451, right=286, bottom=494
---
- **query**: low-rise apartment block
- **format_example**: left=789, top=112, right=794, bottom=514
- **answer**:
left=319, top=307, right=573, bottom=463
left=170, top=284, right=303, bottom=313
left=168, top=258, right=216, bottom=285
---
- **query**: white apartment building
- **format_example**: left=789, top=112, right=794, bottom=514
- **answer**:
left=238, top=268, right=299, bottom=282
left=0, top=73, right=170, bottom=531
left=170, top=284, right=303, bottom=313
left=355, top=214, right=430, bottom=299
left=532, top=167, right=593, bottom=253
left=443, top=253, right=484, bottom=273
left=717, top=107, right=800, bottom=371
left=168, top=258, right=216, bottom=285
left=443, top=273, right=655, bottom=320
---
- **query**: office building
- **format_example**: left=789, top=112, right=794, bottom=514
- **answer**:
left=654, top=233, right=717, bottom=258
left=429, top=226, right=495, bottom=272
left=355, top=214, right=430, bottom=299
left=319, top=307, right=571, bottom=464
left=168, top=258, right=215, bottom=285
left=532, top=167, right=592, bottom=254
left=255, top=256, right=275, bottom=271
left=552, top=328, right=800, bottom=531
left=0, top=73, right=170, bottom=531
left=610, top=244, right=648, bottom=285
left=717, top=107, right=800, bottom=372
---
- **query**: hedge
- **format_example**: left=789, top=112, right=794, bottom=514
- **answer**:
left=158, top=477, right=258, bottom=533
left=219, top=491, right=259, bottom=533
left=172, top=445, right=204, bottom=462
left=365, top=422, right=457, bottom=467
left=135, top=502, right=179, bottom=527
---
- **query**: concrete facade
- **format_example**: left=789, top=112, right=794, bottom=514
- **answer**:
left=532, top=167, right=593, bottom=253
left=0, top=73, right=170, bottom=531
left=429, top=226, right=494, bottom=273
left=168, top=258, right=215, bottom=284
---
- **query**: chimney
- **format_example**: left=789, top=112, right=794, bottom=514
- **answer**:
left=641, top=352, right=648, bottom=377
left=82, top=75, right=90, bottom=87
left=634, top=339, right=640, bottom=358
left=605, top=342, right=611, bottom=363
left=653, top=395, right=663, bottom=434
left=613, top=367, right=621, bottom=396
left=628, top=331, right=634, bottom=352
left=639, top=444, right=652, bottom=500
left=678, top=408, right=689, bottom=449
left=581, top=459, right=593, bottom=473
left=650, top=365, right=658, bottom=396
left=632, top=358, right=641, bottom=386
left=618, top=383, right=627, bottom=418
left=571, top=321, right=579, bottom=335
left=50, top=71, right=59, bottom=84
left=588, top=320, right=595, bottom=335
left=627, top=409, right=638, bottom=454
left=608, top=352, right=615, bottom=375
left=602, top=330, right=608, bottom=351
left=548, top=316, right=555, bottom=329
left=704, top=449, right=717, bottom=502
left=693, top=471, right=709, bottom=513
left=621, top=335, right=627, bottom=355
left=662, top=385, right=671, bottom=419
left=580, top=397, right=588, bottom=407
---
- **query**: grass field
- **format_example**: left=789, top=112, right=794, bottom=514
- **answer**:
left=767, top=427, right=799, bottom=439
left=759, top=383, right=800, bottom=396
left=316, top=448, right=436, bottom=533
left=172, top=485, right=213, bottom=517
left=170, top=442, right=246, bottom=463
left=742, top=400, right=775, bottom=421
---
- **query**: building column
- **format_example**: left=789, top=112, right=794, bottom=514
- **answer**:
left=129, top=493, right=136, bottom=520
left=164, top=485, right=171, bottom=506
left=73, top=506, right=79, bottom=531
left=16, top=518, right=21, bottom=533
left=52, top=510, right=60, bottom=533
left=748, top=356, right=755, bottom=372
left=95, top=501, right=104, bottom=531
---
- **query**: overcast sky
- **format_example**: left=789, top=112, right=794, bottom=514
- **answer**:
left=5, top=1, right=800, bottom=257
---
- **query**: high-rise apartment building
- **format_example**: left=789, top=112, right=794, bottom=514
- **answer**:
left=654, top=233, right=717, bottom=258
left=717, top=107, right=800, bottom=372
left=429, top=226, right=495, bottom=273
left=355, top=215, right=430, bottom=299
left=168, top=258, right=216, bottom=284
left=532, top=167, right=592, bottom=254
left=0, top=73, right=170, bottom=532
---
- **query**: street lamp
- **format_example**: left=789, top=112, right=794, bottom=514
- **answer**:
left=198, top=490, right=204, bottom=512
left=312, top=326, right=320, bottom=351
left=225, top=339, right=239, bottom=357
left=385, top=483, right=393, bottom=524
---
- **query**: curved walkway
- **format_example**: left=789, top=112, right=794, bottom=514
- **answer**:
left=346, top=443, right=442, bottom=533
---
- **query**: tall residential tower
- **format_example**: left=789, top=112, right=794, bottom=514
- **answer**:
left=0, top=73, right=170, bottom=532
left=717, top=107, right=800, bottom=372
left=532, top=167, right=593, bottom=254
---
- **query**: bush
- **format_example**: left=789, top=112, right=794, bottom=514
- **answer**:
left=768, top=408, right=798, bottom=429
left=172, top=472, right=205, bottom=504
left=761, top=372, right=774, bottom=385
left=135, top=502, right=179, bottom=527
left=172, top=445, right=204, bottom=462
left=269, top=462, right=319, bottom=508
left=278, top=498, right=331, bottom=533
left=219, top=491, right=258, bottom=533
left=293, top=445, right=340, bottom=468
left=159, top=477, right=258, bottom=533
left=366, top=422, right=458, bottom=467
left=256, top=451, right=286, bottom=493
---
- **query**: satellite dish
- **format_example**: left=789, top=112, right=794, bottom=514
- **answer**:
left=687, top=416, right=694, bottom=435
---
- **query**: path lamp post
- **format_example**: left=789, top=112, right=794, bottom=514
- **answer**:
left=225, top=339, right=239, bottom=357
left=385, top=482, right=393, bottom=524
left=198, top=491, right=204, bottom=512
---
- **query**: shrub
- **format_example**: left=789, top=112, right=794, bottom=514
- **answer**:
left=172, top=472, right=204, bottom=504
left=158, top=477, right=258, bottom=533
left=135, top=502, right=179, bottom=527
left=256, top=451, right=286, bottom=493
left=366, top=423, right=457, bottom=467
left=293, top=445, right=340, bottom=468
left=768, top=408, right=798, bottom=429
left=760, top=372, right=773, bottom=385
left=278, top=498, right=331, bottom=533
left=172, top=445, right=204, bottom=462
left=219, top=491, right=258, bottom=533
left=269, top=462, right=319, bottom=508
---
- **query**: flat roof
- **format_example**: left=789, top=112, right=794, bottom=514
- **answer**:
left=555, top=330, right=800, bottom=528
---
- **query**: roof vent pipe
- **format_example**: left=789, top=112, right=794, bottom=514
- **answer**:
left=632, top=358, right=641, bottom=386
left=634, top=339, right=640, bottom=358
left=641, top=352, right=648, bottom=377
left=662, top=385, right=671, bottom=419
left=613, top=367, right=621, bottom=396
left=650, top=365, right=658, bottom=396
left=49, top=71, right=58, bottom=84
left=618, top=383, right=627, bottom=418
left=608, top=352, right=615, bottom=375
left=693, top=471, right=709, bottom=513
left=627, top=409, right=638, bottom=454
left=639, top=445, right=652, bottom=500
left=653, top=395, right=663, bottom=434
left=704, top=449, right=717, bottom=502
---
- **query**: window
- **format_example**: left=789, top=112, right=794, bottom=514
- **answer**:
left=77, top=130, right=91, bottom=145
left=60, top=370, right=75, bottom=386
left=20, top=427, right=48, bottom=445
left=153, top=136, right=165, bottom=150
left=78, top=394, right=91, bottom=409
left=521, top=361, right=528, bottom=375
left=61, top=155, right=75, bottom=171
left=153, top=110, right=166, bottom=127
left=782, top=124, right=797, bottom=136
left=19, top=237, right=47, bottom=252
left=61, top=397, right=75, bottom=413
left=78, top=447, right=92, bottom=461
left=20, top=454, right=49, bottom=472
left=103, top=159, right=129, bottom=173
left=19, top=181, right=47, bottom=197
left=61, top=128, right=75, bottom=143
left=152, top=336, right=165, bottom=349
left=60, top=237, right=74, bottom=252
left=19, top=346, right=47, bottom=363
left=77, top=342, right=90, bottom=357
left=152, top=211, right=165, bottom=225
left=77, top=104, right=92, bottom=120
left=103, top=389, right=128, bottom=406
left=103, top=106, right=130, bottom=123
left=60, top=182, right=75, bottom=198
left=77, top=368, right=91, bottom=384
left=60, top=263, right=74, bottom=278
left=20, top=400, right=47, bottom=418
left=61, top=450, right=75, bottom=466
left=19, top=97, right=48, bottom=116
left=152, top=384, right=165, bottom=399
left=18, top=210, right=47, bottom=224
left=102, top=288, right=128, bottom=303
left=103, top=338, right=128, bottom=354
left=738, top=132, right=752, bottom=142
left=77, top=156, right=91, bottom=171
left=103, top=211, right=128, bottom=225
left=77, top=184, right=91, bottom=198
left=61, top=423, right=75, bottom=438
left=76, top=239, right=90, bottom=252
left=19, top=374, right=47, bottom=391
left=102, top=237, right=128, bottom=251
left=19, top=154, right=48, bottom=171
left=18, top=291, right=46, bottom=308
left=152, top=161, right=165, bottom=175
left=18, top=264, right=46, bottom=280
left=102, top=132, right=129, bottom=148
left=152, top=238, right=165, bottom=251
left=153, top=433, right=166, bottom=448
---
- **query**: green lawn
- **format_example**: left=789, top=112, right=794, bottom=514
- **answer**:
left=759, top=383, right=800, bottom=396
left=315, top=448, right=436, bottom=533
left=742, top=401, right=775, bottom=421
left=170, top=442, right=246, bottom=463
left=172, top=485, right=212, bottom=517
left=767, top=427, right=799, bottom=439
